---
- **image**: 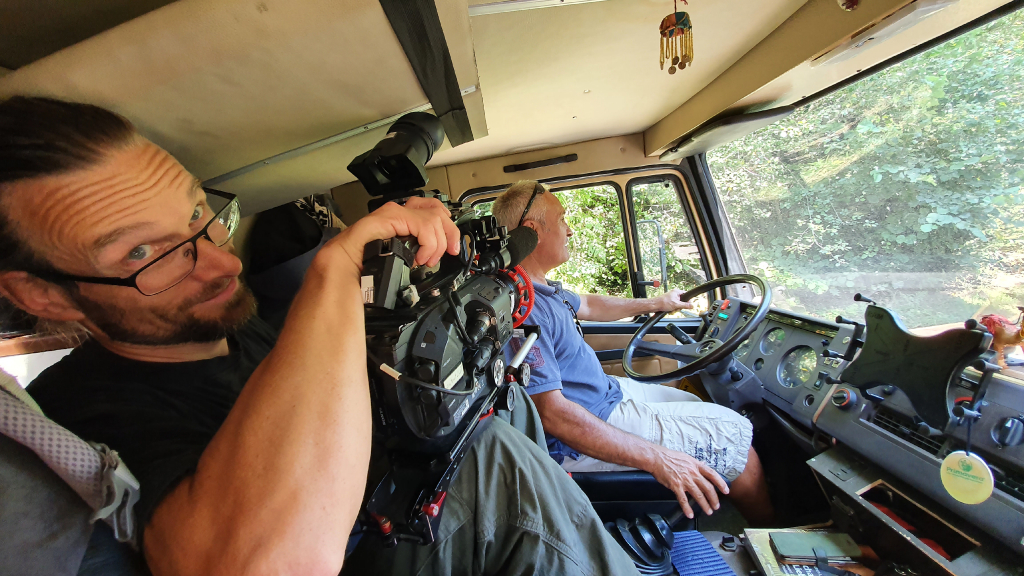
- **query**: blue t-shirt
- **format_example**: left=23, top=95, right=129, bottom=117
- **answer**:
left=506, top=280, right=623, bottom=462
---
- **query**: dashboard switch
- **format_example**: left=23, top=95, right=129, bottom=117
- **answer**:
left=728, top=366, right=743, bottom=382
left=993, top=417, right=1024, bottom=447
left=831, top=388, right=857, bottom=409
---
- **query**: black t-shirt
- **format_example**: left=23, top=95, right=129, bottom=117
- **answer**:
left=28, top=319, right=278, bottom=537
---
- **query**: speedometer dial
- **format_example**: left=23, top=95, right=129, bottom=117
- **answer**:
left=759, top=328, right=786, bottom=355
left=778, top=346, right=818, bottom=388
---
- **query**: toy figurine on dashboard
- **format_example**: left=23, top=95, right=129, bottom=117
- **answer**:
left=979, top=308, right=1024, bottom=369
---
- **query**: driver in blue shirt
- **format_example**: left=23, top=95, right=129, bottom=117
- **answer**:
left=496, top=181, right=774, bottom=526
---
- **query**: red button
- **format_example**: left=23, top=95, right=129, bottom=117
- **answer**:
left=721, top=299, right=731, bottom=310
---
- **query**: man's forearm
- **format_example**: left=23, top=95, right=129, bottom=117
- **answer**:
left=533, top=392, right=661, bottom=471
left=577, top=293, right=662, bottom=322
left=145, top=243, right=372, bottom=576
left=145, top=199, right=459, bottom=576
left=533, top=390, right=728, bottom=519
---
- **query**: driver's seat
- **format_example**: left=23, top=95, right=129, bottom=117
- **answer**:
left=571, top=470, right=696, bottom=531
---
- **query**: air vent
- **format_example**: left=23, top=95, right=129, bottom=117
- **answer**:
left=870, top=406, right=946, bottom=456
left=995, top=469, right=1024, bottom=502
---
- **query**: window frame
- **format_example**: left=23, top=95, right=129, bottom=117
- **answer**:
left=463, top=164, right=731, bottom=306
left=624, top=173, right=712, bottom=299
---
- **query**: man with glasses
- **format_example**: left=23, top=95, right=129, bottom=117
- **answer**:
left=0, top=98, right=637, bottom=575
left=493, top=180, right=774, bottom=526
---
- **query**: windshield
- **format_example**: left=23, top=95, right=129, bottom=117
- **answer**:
left=707, top=9, right=1024, bottom=330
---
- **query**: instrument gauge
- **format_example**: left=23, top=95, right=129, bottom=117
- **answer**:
left=779, top=346, right=818, bottom=388
left=759, top=328, right=787, bottom=355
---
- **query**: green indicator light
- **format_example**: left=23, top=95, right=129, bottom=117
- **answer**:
left=717, top=313, right=729, bottom=320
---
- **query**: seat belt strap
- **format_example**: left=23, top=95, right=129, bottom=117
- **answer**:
left=0, top=375, right=139, bottom=547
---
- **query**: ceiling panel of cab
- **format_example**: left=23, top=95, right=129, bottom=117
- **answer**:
left=0, top=0, right=483, bottom=214
left=430, top=0, right=807, bottom=167
left=0, top=0, right=176, bottom=70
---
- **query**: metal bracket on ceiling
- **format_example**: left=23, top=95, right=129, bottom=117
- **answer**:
left=379, top=0, right=474, bottom=147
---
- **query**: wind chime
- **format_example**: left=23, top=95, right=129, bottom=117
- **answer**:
left=659, top=0, right=693, bottom=75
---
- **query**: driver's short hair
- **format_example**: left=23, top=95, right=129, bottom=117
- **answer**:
left=0, top=96, right=139, bottom=273
left=492, top=180, right=548, bottom=230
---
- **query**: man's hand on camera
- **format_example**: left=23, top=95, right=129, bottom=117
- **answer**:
left=654, top=289, right=694, bottom=313
left=648, top=446, right=729, bottom=519
left=335, top=197, right=461, bottom=269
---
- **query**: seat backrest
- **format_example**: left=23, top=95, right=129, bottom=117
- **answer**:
left=0, top=368, right=142, bottom=574
left=0, top=432, right=95, bottom=576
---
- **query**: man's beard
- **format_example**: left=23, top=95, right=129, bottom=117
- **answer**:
left=73, top=279, right=258, bottom=346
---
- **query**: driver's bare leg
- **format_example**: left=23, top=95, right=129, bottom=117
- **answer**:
left=728, top=447, right=774, bottom=527
left=560, top=378, right=774, bottom=525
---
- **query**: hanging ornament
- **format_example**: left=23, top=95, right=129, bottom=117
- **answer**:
left=659, top=0, right=693, bottom=75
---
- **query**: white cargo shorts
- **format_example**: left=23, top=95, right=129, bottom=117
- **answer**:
left=560, top=377, right=753, bottom=481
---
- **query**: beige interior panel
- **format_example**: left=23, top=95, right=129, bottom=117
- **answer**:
left=431, top=0, right=807, bottom=168
left=331, top=134, right=668, bottom=224
left=0, top=0, right=483, bottom=215
left=729, top=0, right=1013, bottom=114
left=644, top=0, right=913, bottom=156
left=588, top=332, right=678, bottom=381
left=587, top=333, right=709, bottom=397
left=446, top=134, right=663, bottom=197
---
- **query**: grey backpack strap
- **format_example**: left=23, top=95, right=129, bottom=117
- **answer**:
left=0, top=376, right=140, bottom=547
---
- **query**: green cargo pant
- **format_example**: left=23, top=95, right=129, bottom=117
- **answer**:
left=344, top=385, right=639, bottom=575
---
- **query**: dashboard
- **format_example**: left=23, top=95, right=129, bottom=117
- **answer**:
left=699, top=298, right=1024, bottom=556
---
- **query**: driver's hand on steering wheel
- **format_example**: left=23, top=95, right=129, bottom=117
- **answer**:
left=653, top=289, right=694, bottom=313
left=648, top=446, right=730, bottom=519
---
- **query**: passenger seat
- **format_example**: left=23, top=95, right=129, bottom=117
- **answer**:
left=0, top=368, right=147, bottom=576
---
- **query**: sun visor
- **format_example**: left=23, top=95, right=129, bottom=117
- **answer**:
left=659, top=106, right=794, bottom=162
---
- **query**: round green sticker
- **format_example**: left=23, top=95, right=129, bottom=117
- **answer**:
left=940, top=451, right=994, bottom=505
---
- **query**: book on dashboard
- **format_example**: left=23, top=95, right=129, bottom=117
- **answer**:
left=744, top=529, right=873, bottom=576
left=770, top=531, right=861, bottom=565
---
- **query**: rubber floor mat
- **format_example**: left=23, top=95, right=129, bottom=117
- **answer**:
left=671, top=531, right=736, bottom=576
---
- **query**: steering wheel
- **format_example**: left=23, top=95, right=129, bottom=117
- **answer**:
left=622, top=274, right=772, bottom=384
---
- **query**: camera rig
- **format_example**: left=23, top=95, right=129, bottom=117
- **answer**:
left=349, top=112, right=537, bottom=545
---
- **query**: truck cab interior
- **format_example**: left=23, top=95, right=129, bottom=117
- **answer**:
left=2, top=0, right=1023, bottom=574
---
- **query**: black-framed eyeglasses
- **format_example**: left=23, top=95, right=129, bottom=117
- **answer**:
left=517, top=183, right=547, bottom=228
left=35, top=188, right=240, bottom=296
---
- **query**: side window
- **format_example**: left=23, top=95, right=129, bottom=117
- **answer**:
left=473, top=184, right=631, bottom=297
left=630, top=177, right=709, bottom=312
left=550, top=184, right=630, bottom=297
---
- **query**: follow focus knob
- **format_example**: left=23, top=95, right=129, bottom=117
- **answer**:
left=993, top=417, right=1024, bottom=447
left=831, top=388, right=857, bottom=410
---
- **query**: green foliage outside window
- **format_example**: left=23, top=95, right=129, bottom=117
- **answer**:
left=707, top=10, right=1024, bottom=328
left=633, top=180, right=707, bottom=294
left=550, top=185, right=631, bottom=296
